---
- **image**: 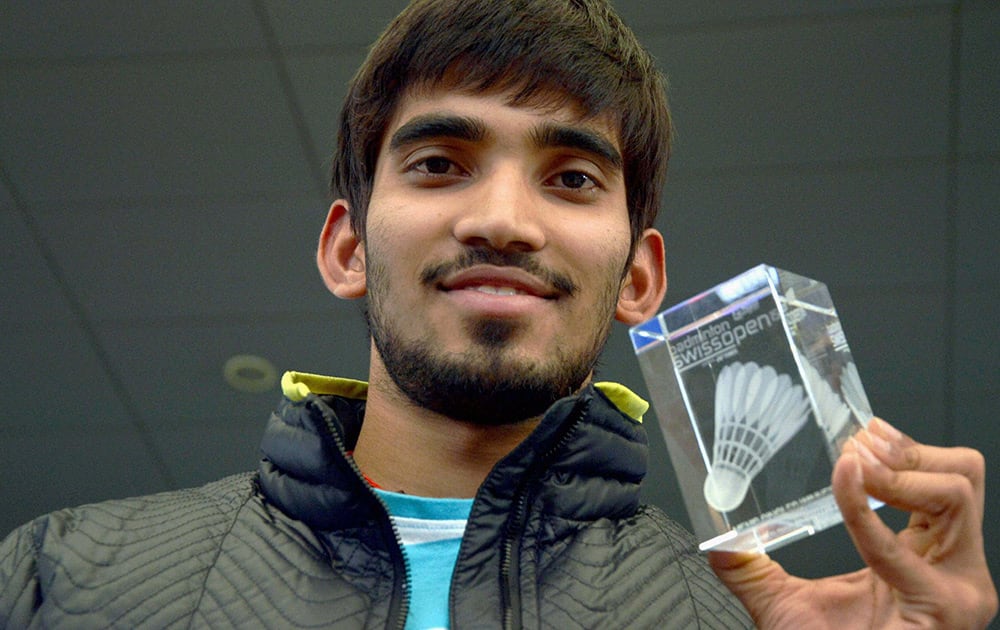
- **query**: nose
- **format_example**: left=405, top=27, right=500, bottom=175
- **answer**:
left=451, top=164, right=546, bottom=253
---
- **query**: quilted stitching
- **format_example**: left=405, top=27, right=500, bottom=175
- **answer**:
left=1, top=475, right=392, bottom=629
left=1, top=386, right=753, bottom=629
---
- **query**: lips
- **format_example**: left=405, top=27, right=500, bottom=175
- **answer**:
left=437, top=265, right=561, bottom=300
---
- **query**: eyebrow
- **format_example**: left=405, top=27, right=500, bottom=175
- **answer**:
left=386, top=112, right=623, bottom=171
left=388, top=114, right=486, bottom=151
left=531, top=123, right=623, bottom=171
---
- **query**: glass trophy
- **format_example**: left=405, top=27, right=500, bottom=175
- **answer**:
left=630, top=264, right=877, bottom=553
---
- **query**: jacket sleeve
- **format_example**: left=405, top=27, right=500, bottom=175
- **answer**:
left=643, top=506, right=755, bottom=629
left=0, top=518, right=44, bottom=628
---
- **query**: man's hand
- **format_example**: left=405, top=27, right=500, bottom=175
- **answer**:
left=708, top=418, right=998, bottom=629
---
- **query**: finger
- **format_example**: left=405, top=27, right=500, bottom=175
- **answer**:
left=707, top=550, right=789, bottom=623
left=854, top=446, right=985, bottom=564
left=866, top=466, right=981, bottom=526
left=866, top=417, right=915, bottom=448
left=860, top=419, right=986, bottom=519
left=832, top=450, right=936, bottom=596
left=867, top=418, right=980, bottom=477
left=846, top=437, right=980, bottom=530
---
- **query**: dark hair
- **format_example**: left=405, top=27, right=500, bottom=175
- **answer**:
left=331, top=0, right=672, bottom=249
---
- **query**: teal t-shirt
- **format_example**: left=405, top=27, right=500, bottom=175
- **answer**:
left=374, top=489, right=473, bottom=630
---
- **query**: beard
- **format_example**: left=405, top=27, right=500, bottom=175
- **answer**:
left=364, top=246, right=623, bottom=426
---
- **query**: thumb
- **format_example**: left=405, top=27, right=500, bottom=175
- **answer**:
left=708, top=550, right=789, bottom=621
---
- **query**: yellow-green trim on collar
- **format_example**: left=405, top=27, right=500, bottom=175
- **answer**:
left=280, top=372, right=645, bottom=422
left=594, top=382, right=648, bottom=423
left=281, top=371, right=368, bottom=402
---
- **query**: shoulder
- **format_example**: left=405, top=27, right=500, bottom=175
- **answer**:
left=42, top=472, right=256, bottom=540
left=31, top=471, right=258, bottom=562
left=3, top=471, right=255, bottom=550
left=0, top=472, right=260, bottom=627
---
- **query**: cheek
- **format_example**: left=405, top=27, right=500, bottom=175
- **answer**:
left=570, top=221, right=632, bottom=278
left=364, top=208, right=421, bottom=270
left=367, top=192, right=450, bottom=251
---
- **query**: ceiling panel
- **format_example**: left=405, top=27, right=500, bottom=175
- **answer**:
left=646, top=11, right=952, bottom=173
left=952, top=286, right=999, bottom=395
left=832, top=286, right=948, bottom=398
left=150, top=420, right=264, bottom=488
left=0, top=323, right=135, bottom=432
left=656, top=162, right=950, bottom=297
left=955, top=390, right=996, bottom=446
left=0, top=177, right=13, bottom=208
left=951, top=158, right=999, bottom=465
left=859, top=390, right=948, bottom=449
left=0, top=0, right=263, bottom=59
left=32, top=195, right=330, bottom=320
left=263, top=0, right=408, bottom=49
left=95, top=310, right=369, bottom=426
left=284, top=50, right=369, bottom=179
left=955, top=160, right=1000, bottom=287
left=959, top=3, right=1000, bottom=154
left=0, top=57, right=318, bottom=204
left=0, top=427, right=171, bottom=536
left=616, top=1, right=952, bottom=33
left=0, top=210, right=77, bottom=325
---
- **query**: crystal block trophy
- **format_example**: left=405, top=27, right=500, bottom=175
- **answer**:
left=630, top=264, right=876, bottom=553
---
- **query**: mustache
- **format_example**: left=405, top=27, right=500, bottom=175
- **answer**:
left=420, top=248, right=579, bottom=296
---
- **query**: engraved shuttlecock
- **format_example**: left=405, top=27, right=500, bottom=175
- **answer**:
left=840, top=361, right=872, bottom=426
left=704, top=361, right=812, bottom=513
left=801, top=360, right=852, bottom=449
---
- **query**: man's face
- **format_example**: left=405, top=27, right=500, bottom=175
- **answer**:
left=362, top=88, right=633, bottom=425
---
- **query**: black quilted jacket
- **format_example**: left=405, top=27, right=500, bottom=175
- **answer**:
left=0, top=374, right=752, bottom=628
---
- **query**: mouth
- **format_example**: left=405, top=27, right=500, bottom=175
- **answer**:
left=466, top=285, right=528, bottom=296
left=437, top=266, right=562, bottom=300
left=421, top=249, right=579, bottom=301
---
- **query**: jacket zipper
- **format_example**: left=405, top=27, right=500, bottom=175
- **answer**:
left=382, top=508, right=411, bottom=630
left=499, top=398, right=588, bottom=630
left=313, top=398, right=410, bottom=630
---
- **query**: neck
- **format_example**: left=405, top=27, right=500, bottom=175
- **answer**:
left=352, top=360, right=540, bottom=498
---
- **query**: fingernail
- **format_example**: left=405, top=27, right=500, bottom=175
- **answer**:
left=873, top=417, right=903, bottom=442
left=852, top=452, right=864, bottom=489
left=868, top=432, right=893, bottom=458
left=852, top=437, right=882, bottom=468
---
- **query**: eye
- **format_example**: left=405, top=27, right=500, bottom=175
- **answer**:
left=409, top=155, right=465, bottom=178
left=545, top=168, right=603, bottom=197
left=418, top=156, right=456, bottom=174
left=556, top=171, right=595, bottom=190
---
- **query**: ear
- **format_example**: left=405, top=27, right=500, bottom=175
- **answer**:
left=615, top=228, right=667, bottom=325
left=317, top=200, right=367, bottom=299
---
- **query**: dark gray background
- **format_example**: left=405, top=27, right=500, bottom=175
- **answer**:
left=2, top=0, right=997, bottom=593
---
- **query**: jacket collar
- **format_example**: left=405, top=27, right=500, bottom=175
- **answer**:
left=257, top=371, right=651, bottom=530
left=279, top=370, right=647, bottom=422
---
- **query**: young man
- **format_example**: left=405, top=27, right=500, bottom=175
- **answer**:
left=1, top=1, right=995, bottom=628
